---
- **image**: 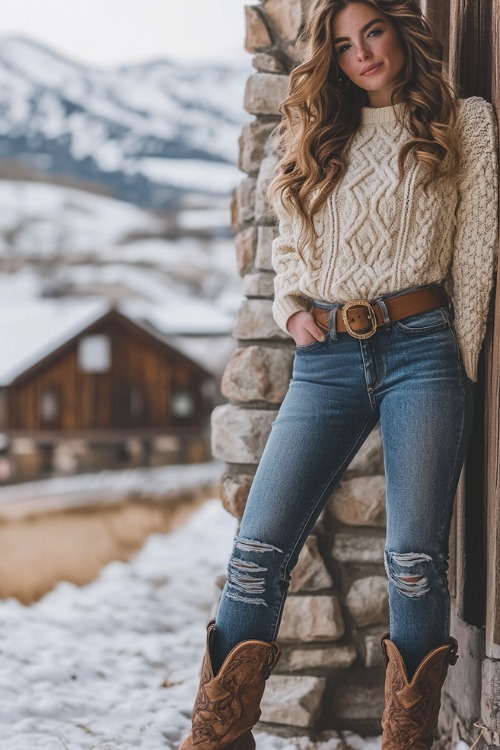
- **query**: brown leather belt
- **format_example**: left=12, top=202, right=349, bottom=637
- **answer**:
left=311, top=284, right=449, bottom=339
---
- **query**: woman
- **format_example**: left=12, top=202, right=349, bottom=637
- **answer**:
left=179, top=1, right=498, bottom=749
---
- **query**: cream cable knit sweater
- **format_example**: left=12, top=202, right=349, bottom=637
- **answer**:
left=271, top=96, right=499, bottom=383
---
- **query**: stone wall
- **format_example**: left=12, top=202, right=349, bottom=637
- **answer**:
left=210, top=0, right=460, bottom=740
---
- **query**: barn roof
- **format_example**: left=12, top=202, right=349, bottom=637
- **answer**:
left=0, top=297, right=234, bottom=385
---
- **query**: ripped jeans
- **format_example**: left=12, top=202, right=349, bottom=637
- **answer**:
left=211, top=282, right=475, bottom=680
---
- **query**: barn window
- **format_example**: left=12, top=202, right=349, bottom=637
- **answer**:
left=172, top=390, right=194, bottom=418
left=39, top=388, right=60, bottom=426
left=78, top=335, right=111, bottom=372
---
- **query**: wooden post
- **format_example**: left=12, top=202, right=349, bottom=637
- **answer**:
left=449, top=0, right=492, bottom=98
left=448, top=0, right=500, bottom=735
left=446, top=0, right=496, bottom=630
left=423, top=0, right=450, bottom=65
left=485, top=0, right=500, bottom=663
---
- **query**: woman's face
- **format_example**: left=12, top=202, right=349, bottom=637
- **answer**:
left=332, top=2, right=406, bottom=106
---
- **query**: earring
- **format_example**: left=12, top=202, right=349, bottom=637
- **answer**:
left=337, top=71, right=351, bottom=91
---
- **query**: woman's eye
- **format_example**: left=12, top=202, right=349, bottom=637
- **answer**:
left=337, top=28, right=382, bottom=55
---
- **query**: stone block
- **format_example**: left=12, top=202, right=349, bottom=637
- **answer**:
left=345, top=575, right=389, bottom=627
left=263, top=0, right=303, bottom=41
left=328, top=475, right=386, bottom=527
left=282, top=5, right=311, bottom=62
left=313, top=509, right=327, bottom=537
left=343, top=423, right=384, bottom=477
left=444, top=603, right=485, bottom=723
left=365, top=633, right=387, bottom=668
left=332, top=674, right=385, bottom=720
left=290, top=535, right=333, bottom=592
left=211, top=403, right=277, bottom=464
left=481, top=658, right=500, bottom=734
left=239, top=119, right=277, bottom=175
left=279, top=643, right=357, bottom=672
left=220, top=471, right=254, bottom=519
left=260, top=674, right=326, bottom=727
left=255, top=153, right=280, bottom=222
left=331, top=529, right=386, bottom=564
left=242, top=271, right=275, bottom=298
left=252, top=53, right=285, bottom=73
left=279, top=595, right=345, bottom=642
left=256, top=225, right=278, bottom=270
left=244, top=5, right=272, bottom=53
left=233, top=298, right=287, bottom=340
left=221, top=344, right=293, bottom=403
left=285, top=38, right=307, bottom=63
left=235, top=226, right=257, bottom=275
left=231, top=177, right=256, bottom=229
left=244, top=73, right=288, bottom=116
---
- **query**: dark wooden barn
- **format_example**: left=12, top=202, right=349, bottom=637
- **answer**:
left=0, top=303, right=216, bottom=479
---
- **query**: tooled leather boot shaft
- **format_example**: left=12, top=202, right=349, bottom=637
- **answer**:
left=179, top=619, right=281, bottom=750
left=380, top=633, right=458, bottom=750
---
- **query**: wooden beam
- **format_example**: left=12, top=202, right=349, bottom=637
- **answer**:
left=449, top=0, right=492, bottom=98
left=448, top=0, right=495, bottom=632
left=423, top=0, right=450, bottom=65
left=485, top=0, right=500, bottom=660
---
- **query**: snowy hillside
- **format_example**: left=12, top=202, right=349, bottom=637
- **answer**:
left=0, top=179, right=243, bottom=375
left=0, top=178, right=242, bottom=302
left=0, top=36, right=251, bottom=209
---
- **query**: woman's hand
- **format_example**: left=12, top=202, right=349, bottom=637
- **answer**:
left=287, top=311, right=327, bottom=346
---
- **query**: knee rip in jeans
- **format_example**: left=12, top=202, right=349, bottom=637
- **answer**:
left=225, top=536, right=283, bottom=607
left=384, top=549, right=448, bottom=598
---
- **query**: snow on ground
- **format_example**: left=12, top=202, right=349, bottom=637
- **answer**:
left=0, top=497, right=470, bottom=749
left=0, top=460, right=224, bottom=515
left=0, top=498, right=235, bottom=748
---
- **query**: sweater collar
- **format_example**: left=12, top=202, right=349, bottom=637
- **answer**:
left=360, top=100, right=406, bottom=125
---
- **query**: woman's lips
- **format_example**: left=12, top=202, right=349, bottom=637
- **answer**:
left=361, top=63, right=383, bottom=75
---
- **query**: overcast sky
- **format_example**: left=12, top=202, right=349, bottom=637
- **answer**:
left=0, top=0, right=250, bottom=67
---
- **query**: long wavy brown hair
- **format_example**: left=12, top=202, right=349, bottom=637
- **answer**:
left=267, top=0, right=462, bottom=261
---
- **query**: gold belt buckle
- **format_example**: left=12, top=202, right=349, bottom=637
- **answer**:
left=342, top=299, right=378, bottom=339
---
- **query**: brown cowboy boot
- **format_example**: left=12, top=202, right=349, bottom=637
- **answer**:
left=179, top=618, right=281, bottom=750
left=380, top=632, right=459, bottom=749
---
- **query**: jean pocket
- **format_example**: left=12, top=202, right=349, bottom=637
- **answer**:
left=446, top=321, right=476, bottom=386
left=393, top=305, right=451, bottom=334
left=295, top=338, right=327, bottom=352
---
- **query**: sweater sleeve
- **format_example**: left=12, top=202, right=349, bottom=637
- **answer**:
left=450, top=96, right=499, bottom=382
left=271, top=193, right=313, bottom=333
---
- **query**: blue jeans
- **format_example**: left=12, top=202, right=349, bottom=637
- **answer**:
left=211, top=283, right=474, bottom=681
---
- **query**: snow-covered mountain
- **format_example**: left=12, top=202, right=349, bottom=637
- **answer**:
left=0, top=36, right=251, bottom=209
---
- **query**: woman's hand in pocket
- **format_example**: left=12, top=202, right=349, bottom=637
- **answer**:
left=287, top=311, right=327, bottom=346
